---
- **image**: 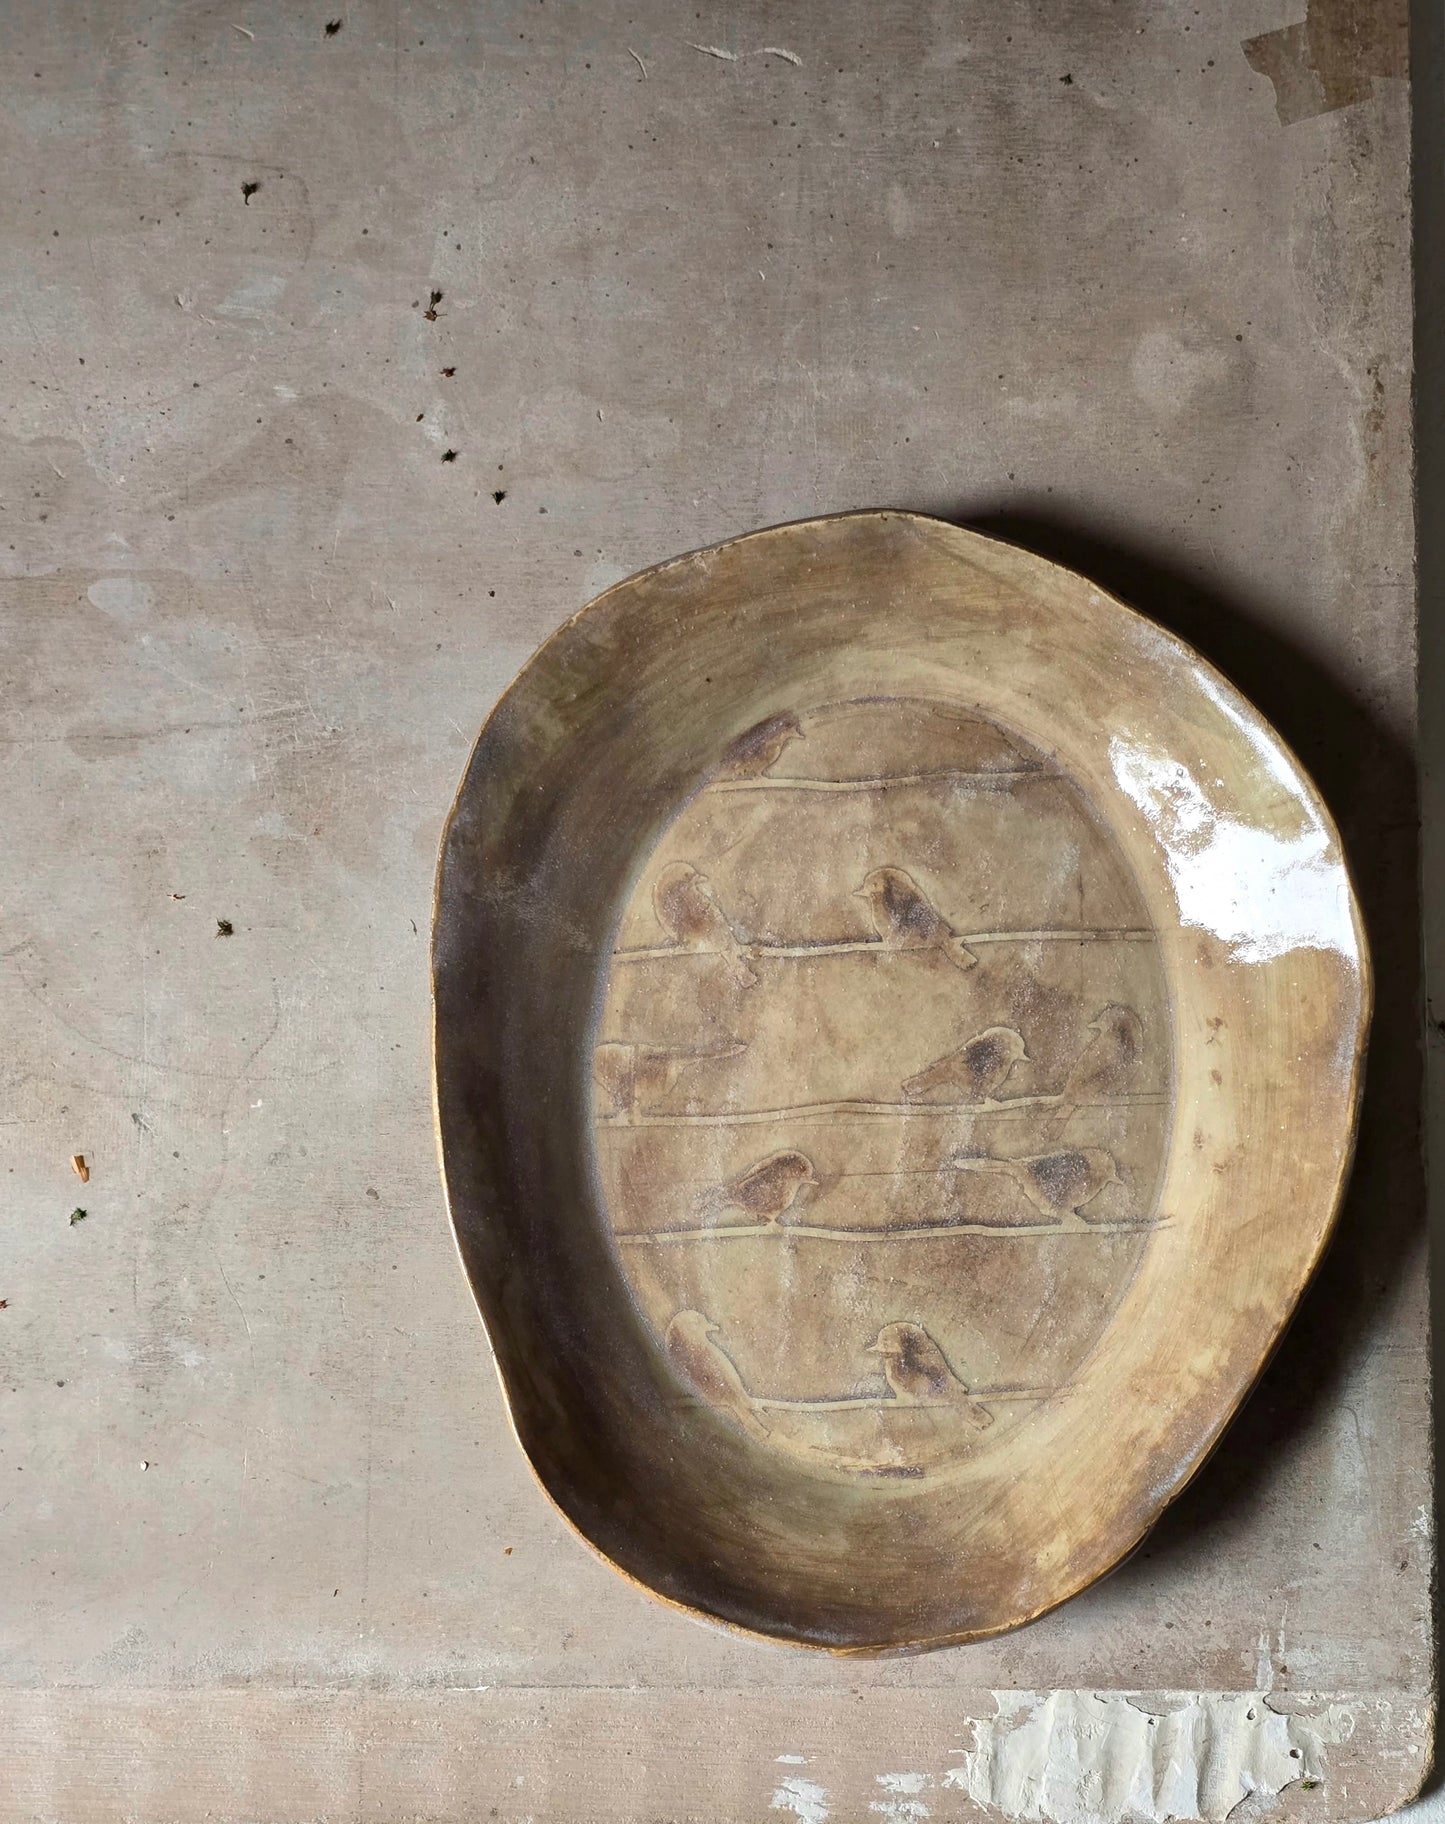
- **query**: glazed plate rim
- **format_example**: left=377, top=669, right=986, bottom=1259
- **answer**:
left=432, top=510, right=1371, bottom=1652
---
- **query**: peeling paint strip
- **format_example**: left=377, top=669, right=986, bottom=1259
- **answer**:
left=944, top=1692, right=1359, bottom=1824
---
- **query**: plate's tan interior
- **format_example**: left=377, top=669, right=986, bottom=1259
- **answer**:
left=433, top=512, right=1369, bottom=1651
left=597, top=698, right=1171, bottom=1482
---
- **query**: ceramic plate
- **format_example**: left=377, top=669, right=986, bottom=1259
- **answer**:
left=432, top=512, right=1369, bottom=1651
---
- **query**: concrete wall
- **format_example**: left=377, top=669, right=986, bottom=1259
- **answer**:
left=0, top=1, right=1428, bottom=1817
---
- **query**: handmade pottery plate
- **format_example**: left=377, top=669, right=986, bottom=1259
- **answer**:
left=433, top=511, right=1369, bottom=1651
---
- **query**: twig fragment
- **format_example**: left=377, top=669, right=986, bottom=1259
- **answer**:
left=686, top=41, right=802, bottom=67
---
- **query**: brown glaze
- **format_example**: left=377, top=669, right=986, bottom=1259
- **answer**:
left=432, top=512, right=1369, bottom=1651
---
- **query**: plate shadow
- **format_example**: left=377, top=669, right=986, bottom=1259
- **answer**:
left=931, top=502, right=1425, bottom=1592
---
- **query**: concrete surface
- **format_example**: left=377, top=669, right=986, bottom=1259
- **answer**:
left=0, top=1, right=1430, bottom=1819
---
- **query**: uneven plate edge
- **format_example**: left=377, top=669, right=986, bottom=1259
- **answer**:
left=428, top=508, right=1375, bottom=1654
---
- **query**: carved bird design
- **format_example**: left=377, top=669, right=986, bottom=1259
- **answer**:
left=666, top=1310, right=769, bottom=1438
left=651, top=861, right=758, bottom=988
left=1051, top=1004, right=1144, bottom=1133
left=593, top=1040, right=745, bottom=1116
left=947, top=1146, right=1123, bottom=1221
left=719, top=711, right=804, bottom=778
left=902, top=1025, right=1029, bottom=1104
left=866, top=1322, right=993, bottom=1427
left=854, top=867, right=977, bottom=972
left=696, top=1149, right=819, bottom=1224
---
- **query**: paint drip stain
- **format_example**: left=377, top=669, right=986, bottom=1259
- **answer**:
left=771, top=1775, right=831, bottom=1824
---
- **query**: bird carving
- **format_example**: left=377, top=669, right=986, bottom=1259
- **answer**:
left=854, top=868, right=977, bottom=972
left=947, top=1146, right=1123, bottom=1222
left=719, top=711, right=804, bottom=779
left=1051, top=1004, right=1144, bottom=1133
left=866, top=1322, right=993, bottom=1427
left=902, top=1026, right=1029, bottom=1104
left=593, top=1040, right=745, bottom=1116
left=651, top=861, right=758, bottom=988
left=696, top=1149, right=819, bottom=1225
left=666, top=1310, right=769, bottom=1438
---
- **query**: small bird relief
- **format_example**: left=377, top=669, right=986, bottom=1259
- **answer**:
left=664, top=1312, right=1001, bottom=1477
left=595, top=697, right=1173, bottom=1477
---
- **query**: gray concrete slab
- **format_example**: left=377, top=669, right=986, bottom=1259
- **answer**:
left=0, top=1, right=1427, bottom=1817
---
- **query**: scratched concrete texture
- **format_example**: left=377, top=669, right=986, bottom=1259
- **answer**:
left=0, top=0, right=1429, bottom=1819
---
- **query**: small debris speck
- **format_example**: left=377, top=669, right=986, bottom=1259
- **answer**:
left=441, top=366, right=456, bottom=377
left=0, top=1299, right=8, bottom=1310
left=325, top=17, right=343, bottom=34
left=216, top=919, right=234, bottom=937
left=1060, top=72, right=1073, bottom=84
left=141, top=1460, right=151, bottom=1470
left=504, top=1546, right=513, bottom=1555
left=71, top=1154, right=89, bottom=1183
left=242, top=181, right=260, bottom=203
left=493, top=489, right=507, bottom=503
left=441, top=449, right=458, bottom=462
left=69, top=1208, right=87, bottom=1226
left=424, top=288, right=443, bottom=321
